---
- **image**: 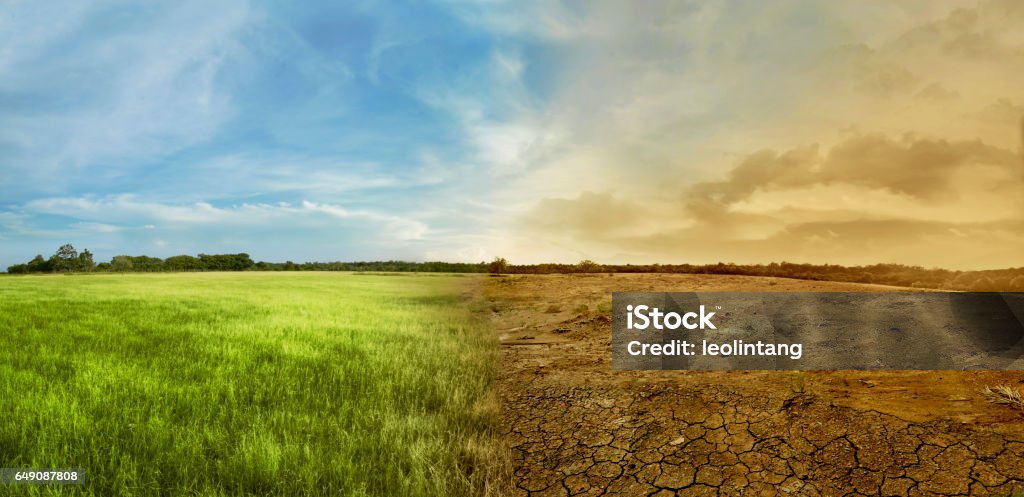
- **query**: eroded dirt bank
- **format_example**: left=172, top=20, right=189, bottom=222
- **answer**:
left=487, top=274, right=1024, bottom=496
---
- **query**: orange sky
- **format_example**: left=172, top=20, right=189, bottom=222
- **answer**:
left=485, top=1, right=1024, bottom=269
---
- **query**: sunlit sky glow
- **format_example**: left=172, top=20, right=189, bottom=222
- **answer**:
left=2, top=1, right=1022, bottom=269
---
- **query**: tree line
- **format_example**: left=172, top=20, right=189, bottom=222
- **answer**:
left=6, top=245, right=1024, bottom=291
left=5, top=244, right=487, bottom=274
left=492, top=259, right=1024, bottom=292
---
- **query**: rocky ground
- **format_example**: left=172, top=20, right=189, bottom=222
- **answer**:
left=487, top=274, right=1024, bottom=496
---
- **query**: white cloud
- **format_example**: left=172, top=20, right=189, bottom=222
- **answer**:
left=300, top=201, right=428, bottom=240
left=22, top=195, right=428, bottom=242
left=71, top=222, right=123, bottom=234
left=165, top=154, right=403, bottom=201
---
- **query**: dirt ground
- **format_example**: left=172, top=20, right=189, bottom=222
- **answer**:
left=485, top=274, right=1024, bottom=497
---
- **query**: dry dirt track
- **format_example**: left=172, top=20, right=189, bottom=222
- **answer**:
left=486, top=274, right=1024, bottom=497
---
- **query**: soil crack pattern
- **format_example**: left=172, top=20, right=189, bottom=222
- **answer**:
left=489, top=274, right=1024, bottom=497
left=502, top=385, right=1024, bottom=496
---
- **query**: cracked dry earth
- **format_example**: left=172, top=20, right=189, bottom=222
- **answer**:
left=487, top=274, right=1024, bottom=497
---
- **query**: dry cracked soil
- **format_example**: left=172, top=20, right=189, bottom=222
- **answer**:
left=485, top=274, right=1024, bottom=497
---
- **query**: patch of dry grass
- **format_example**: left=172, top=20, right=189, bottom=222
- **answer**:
left=983, top=385, right=1024, bottom=411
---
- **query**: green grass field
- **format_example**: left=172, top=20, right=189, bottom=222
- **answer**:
left=0, top=273, right=504, bottom=496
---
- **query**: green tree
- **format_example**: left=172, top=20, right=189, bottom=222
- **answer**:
left=111, top=255, right=134, bottom=272
left=128, top=256, right=164, bottom=272
left=51, top=243, right=78, bottom=272
left=165, top=255, right=200, bottom=271
left=26, top=255, right=51, bottom=273
left=78, top=249, right=95, bottom=272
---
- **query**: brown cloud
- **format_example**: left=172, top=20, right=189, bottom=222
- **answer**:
left=915, top=83, right=959, bottom=101
left=891, top=2, right=1024, bottom=59
left=521, top=133, right=1023, bottom=269
left=979, top=99, right=1024, bottom=129
left=685, top=134, right=1019, bottom=217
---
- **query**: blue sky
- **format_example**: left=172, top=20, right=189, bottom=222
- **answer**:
left=1, top=0, right=553, bottom=267
left=2, top=1, right=1022, bottom=270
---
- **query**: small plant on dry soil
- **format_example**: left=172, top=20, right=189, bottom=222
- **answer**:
left=982, top=385, right=1024, bottom=411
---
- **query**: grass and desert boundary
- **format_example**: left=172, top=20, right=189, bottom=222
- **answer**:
left=5, top=1, right=1024, bottom=495
left=3, top=258, right=1024, bottom=496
